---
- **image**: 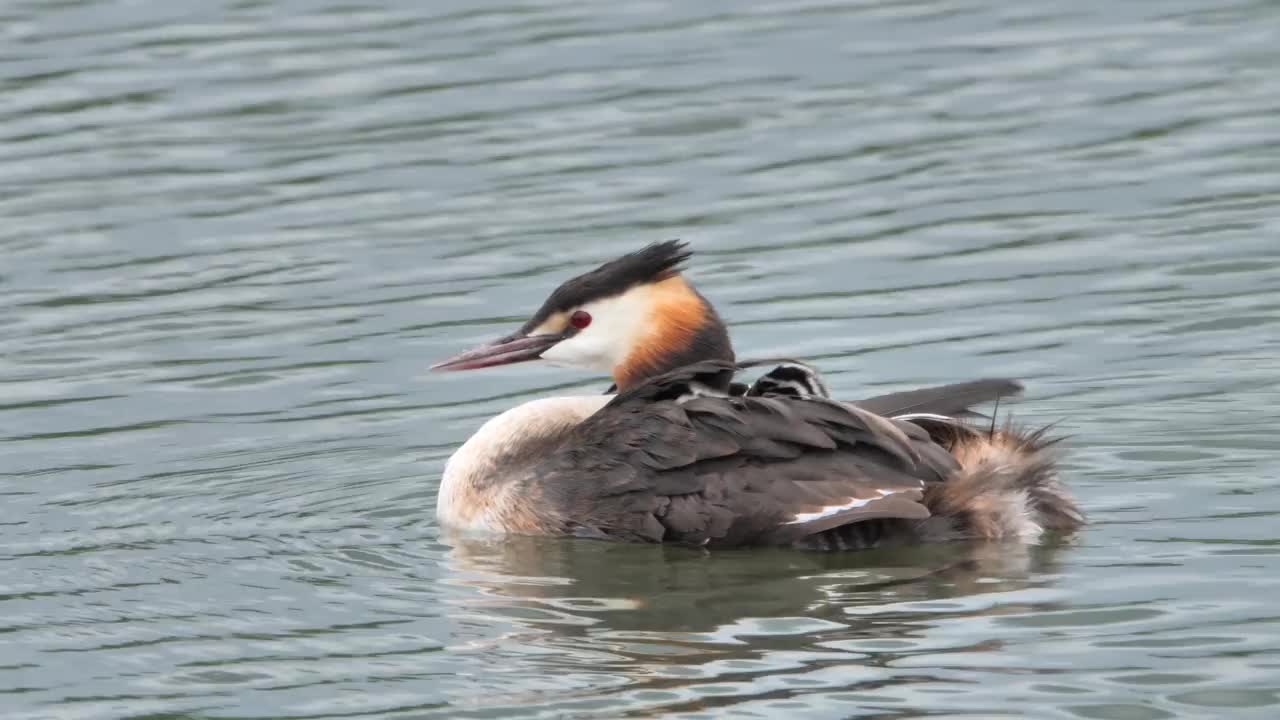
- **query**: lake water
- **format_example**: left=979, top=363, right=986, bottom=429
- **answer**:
left=3, top=1, right=1279, bottom=718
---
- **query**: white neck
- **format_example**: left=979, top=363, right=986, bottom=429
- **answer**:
left=437, top=395, right=611, bottom=533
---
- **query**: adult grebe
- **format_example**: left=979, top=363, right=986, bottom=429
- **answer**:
left=431, top=241, right=1083, bottom=549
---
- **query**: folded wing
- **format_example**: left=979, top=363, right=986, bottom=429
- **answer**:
left=535, top=361, right=962, bottom=547
left=854, top=378, right=1023, bottom=418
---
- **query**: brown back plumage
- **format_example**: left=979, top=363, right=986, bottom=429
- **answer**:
left=521, top=361, right=965, bottom=547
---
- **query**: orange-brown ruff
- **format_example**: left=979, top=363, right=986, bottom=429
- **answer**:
left=433, top=241, right=1084, bottom=549
left=614, top=275, right=708, bottom=391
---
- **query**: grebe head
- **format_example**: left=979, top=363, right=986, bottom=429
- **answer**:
left=432, top=240, right=734, bottom=390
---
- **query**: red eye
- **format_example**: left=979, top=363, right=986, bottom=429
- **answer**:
left=570, top=310, right=592, bottom=329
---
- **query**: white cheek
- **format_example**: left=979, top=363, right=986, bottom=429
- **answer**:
left=538, top=291, right=649, bottom=372
left=541, top=332, right=615, bottom=371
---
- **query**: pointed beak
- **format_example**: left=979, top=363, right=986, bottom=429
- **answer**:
left=430, top=331, right=565, bottom=372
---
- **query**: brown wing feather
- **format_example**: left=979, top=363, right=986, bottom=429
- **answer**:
left=854, top=378, right=1023, bottom=418
left=531, top=361, right=961, bottom=547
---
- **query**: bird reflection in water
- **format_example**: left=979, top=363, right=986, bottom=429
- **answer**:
left=435, top=530, right=1076, bottom=714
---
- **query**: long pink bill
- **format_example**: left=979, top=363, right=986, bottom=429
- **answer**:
left=430, top=332, right=564, bottom=372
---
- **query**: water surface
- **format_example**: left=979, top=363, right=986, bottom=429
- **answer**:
left=3, top=1, right=1279, bottom=718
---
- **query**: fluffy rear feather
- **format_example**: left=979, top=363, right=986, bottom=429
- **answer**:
left=907, top=418, right=1084, bottom=542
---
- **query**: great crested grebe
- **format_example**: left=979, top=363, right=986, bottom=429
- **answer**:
left=432, top=241, right=1083, bottom=549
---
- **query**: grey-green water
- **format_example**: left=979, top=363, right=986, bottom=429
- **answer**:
left=3, top=1, right=1279, bottom=718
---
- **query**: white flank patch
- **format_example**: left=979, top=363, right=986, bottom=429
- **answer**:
left=891, top=412, right=958, bottom=423
left=786, top=489, right=896, bottom=525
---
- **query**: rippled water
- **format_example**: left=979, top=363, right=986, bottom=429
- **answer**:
left=3, top=1, right=1279, bottom=718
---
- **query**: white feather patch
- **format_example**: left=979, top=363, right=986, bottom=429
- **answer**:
left=786, top=488, right=897, bottom=525
left=674, top=381, right=729, bottom=404
left=891, top=412, right=958, bottom=423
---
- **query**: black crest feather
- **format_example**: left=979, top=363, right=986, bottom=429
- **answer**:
left=522, top=240, right=692, bottom=333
